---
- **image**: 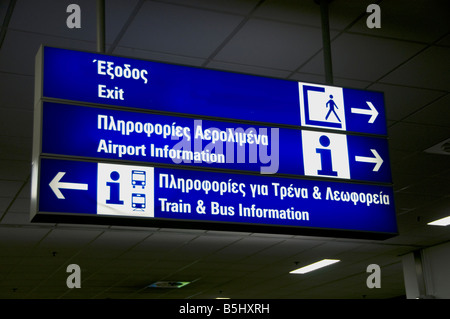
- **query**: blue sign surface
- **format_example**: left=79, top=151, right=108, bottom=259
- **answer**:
left=33, top=47, right=396, bottom=239
left=40, top=101, right=392, bottom=183
left=36, top=158, right=397, bottom=238
left=40, top=46, right=387, bottom=136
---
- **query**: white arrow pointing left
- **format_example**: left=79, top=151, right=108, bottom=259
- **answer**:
left=355, top=149, right=383, bottom=172
left=49, top=172, right=88, bottom=199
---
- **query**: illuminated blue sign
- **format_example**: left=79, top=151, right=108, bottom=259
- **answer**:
left=32, top=47, right=396, bottom=239
left=39, top=46, right=387, bottom=136
left=39, top=101, right=392, bottom=183
left=35, top=158, right=397, bottom=239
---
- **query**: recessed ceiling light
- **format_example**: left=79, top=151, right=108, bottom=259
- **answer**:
left=427, top=216, right=450, bottom=226
left=289, top=259, right=340, bottom=274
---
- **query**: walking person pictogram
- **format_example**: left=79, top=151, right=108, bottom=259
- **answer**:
left=325, top=95, right=341, bottom=122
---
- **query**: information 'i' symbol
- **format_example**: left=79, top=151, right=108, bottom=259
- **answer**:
left=316, top=135, right=338, bottom=176
left=106, top=171, right=124, bottom=205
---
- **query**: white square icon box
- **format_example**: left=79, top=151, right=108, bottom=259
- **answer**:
left=97, top=163, right=154, bottom=217
left=299, top=82, right=346, bottom=131
left=301, top=131, right=350, bottom=180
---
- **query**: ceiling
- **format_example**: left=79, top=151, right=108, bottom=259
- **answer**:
left=0, top=0, right=449, bottom=299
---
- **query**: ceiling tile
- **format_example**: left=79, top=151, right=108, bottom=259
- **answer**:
left=105, top=0, right=141, bottom=44
left=36, top=228, right=104, bottom=252
left=437, top=34, right=450, bottom=47
left=112, top=46, right=206, bottom=67
left=300, top=33, right=425, bottom=81
left=0, top=180, right=24, bottom=197
left=172, top=234, right=240, bottom=257
left=119, top=1, right=243, bottom=58
left=332, top=77, right=372, bottom=89
left=0, top=1, right=8, bottom=23
left=87, top=230, right=150, bottom=249
left=243, top=238, right=322, bottom=262
left=0, top=197, right=11, bottom=213
left=0, top=0, right=448, bottom=300
left=0, top=73, right=33, bottom=109
left=8, top=0, right=140, bottom=45
left=252, top=0, right=379, bottom=35
left=395, top=192, right=442, bottom=212
left=203, top=236, right=283, bottom=262
left=291, top=72, right=326, bottom=84
left=392, top=172, right=429, bottom=191
left=206, top=60, right=291, bottom=79
left=0, top=211, right=29, bottom=225
left=0, top=30, right=95, bottom=76
left=0, top=160, right=30, bottom=180
left=0, top=227, right=49, bottom=252
left=2, top=196, right=29, bottom=213
left=405, top=93, right=450, bottom=126
left=381, top=46, right=450, bottom=91
left=253, top=0, right=321, bottom=27
left=421, top=197, right=450, bottom=222
left=215, top=18, right=323, bottom=71
left=328, top=0, right=376, bottom=30
left=157, top=0, right=261, bottom=15
left=0, top=136, right=31, bottom=161
left=388, top=122, right=449, bottom=152
left=401, top=176, right=450, bottom=197
left=9, top=0, right=97, bottom=42
left=391, top=152, right=450, bottom=180
left=349, top=0, right=450, bottom=43
left=0, top=108, right=33, bottom=138
left=369, top=83, right=445, bottom=121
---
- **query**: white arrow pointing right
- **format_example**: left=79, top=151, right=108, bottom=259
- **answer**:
left=49, top=172, right=88, bottom=199
left=355, top=149, right=383, bottom=172
left=351, top=101, right=379, bottom=124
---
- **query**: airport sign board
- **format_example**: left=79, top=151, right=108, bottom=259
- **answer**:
left=39, top=101, right=392, bottom=183
left=31, top=46, right=397, bottom=239
left=39, top=46, right=387, bottom=136
left=33, top=158, right=397, bottom=239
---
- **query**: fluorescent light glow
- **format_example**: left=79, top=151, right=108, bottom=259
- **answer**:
left=427, top=216, right=450, bottom=226
left=289, top=259, right=340, bottom=274
left=148, top=281, right=190, bottom=288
